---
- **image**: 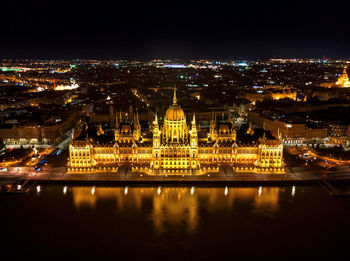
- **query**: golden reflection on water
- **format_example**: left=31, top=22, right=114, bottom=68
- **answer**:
left=72, top=186, right=281, bottom=232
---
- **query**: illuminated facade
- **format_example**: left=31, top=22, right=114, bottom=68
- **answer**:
left=68, top=89, right=284, bottom=174
left=248, top=111, right=328, bottom=145
left=336, top=67, right=350, bottom=87
left=321, top=67, right=350, bottom=88
left=241, top=90, right=297, bottom=102
left=270, top=91, right=297, bottom=101
left=0, top=112, right=79, bottom=146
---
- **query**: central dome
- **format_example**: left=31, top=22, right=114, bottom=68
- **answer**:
left=164, top=87, right=186, bottom=121
left=165, top=105, right=185, bottom=121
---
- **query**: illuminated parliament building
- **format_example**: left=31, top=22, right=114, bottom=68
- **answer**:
left=68, top=89, right=284, bottom=175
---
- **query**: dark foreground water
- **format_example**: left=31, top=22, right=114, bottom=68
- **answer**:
left=1, top=185, right=350, bottom=260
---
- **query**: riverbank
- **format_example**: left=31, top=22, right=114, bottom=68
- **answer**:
left=1, top=169, right=350, bottom=187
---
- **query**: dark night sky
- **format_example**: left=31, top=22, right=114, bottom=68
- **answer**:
left=1, top=0, right=349, bottom=59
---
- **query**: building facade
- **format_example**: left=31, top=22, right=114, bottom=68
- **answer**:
left=0, top=112, right=79, bottom=146
left=320, top=67, right=350, bottom=88
left=336, top=67, right=350, bottom=88
left=248, top=111, right=328, bottom=145
left=68, top=90, right=284, bottom=174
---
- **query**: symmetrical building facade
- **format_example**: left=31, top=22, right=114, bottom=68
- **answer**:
left=68, top=89, right=284, bottom=174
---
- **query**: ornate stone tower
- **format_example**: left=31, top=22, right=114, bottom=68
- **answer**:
left=190, top=113, right=200, bottom=170
left=258, top=133, right=284, bottom=171
left=133, top=111, right=141, bottom=141
left=190, top=113, right=198, bottom=148
left=209, top=112, right=217, bottom=141
left=152, top=114, right=161, bottom=169
left=230, top=112, right=236, bottom=141
left=115, top=114, right=120, bottom=142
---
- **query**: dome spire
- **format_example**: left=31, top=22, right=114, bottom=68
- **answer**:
left=173, top=84, right=177, bottom=105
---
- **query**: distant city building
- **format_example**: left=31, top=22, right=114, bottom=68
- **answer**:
left=336, top=67, right=350, bottom=87
left=248, top=111, right=328, bottom=145
left=0, top=112, right=79, bottom=146
left=320, top=67, right=350, bottom=88
left=240, top=89, right=297, bottom=102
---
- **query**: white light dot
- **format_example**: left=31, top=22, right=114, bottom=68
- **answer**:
left=292, top=186, right=296, bottom=196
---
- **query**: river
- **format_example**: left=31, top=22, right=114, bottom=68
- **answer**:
left=1, top=185, right=349, bottom=260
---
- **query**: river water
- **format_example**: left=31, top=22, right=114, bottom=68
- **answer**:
left=1, top=185, right=349, bottom=260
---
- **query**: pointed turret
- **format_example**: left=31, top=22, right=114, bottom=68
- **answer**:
left=97, top=123, right=104, bottom=136
left=151, top=113, right=161, bottom=170
left=133, top=111, right=141, bottom=141
left=247, top=122, right=254, bottom=135
left=115, top=114, right=119, bottom=129
left=115, top=115, right=120, bottom=142
left=209, top=111, right=217, bottom=141
left=191, top=113, right=197, bottom=135
left=152, top=113, right=160, bottom=149
left=133, top=112, right=139, bottom=127
left=190, top=113, right=198, bottom=148
left=154, top=114, right=159, bottom=132
left=278, top=128, right=282, bottom=141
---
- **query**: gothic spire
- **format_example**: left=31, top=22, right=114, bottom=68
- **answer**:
left=173, top=84, right=177, bottom=105
left=154, top=113, right=158, bottom=126
left=278, top=128, right=282, bottom=140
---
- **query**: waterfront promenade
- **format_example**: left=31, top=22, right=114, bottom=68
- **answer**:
left=1, top=166, right=350, bottom=186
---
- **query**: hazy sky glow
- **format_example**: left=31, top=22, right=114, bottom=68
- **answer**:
left=1, top=0, right=349, bottom=59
